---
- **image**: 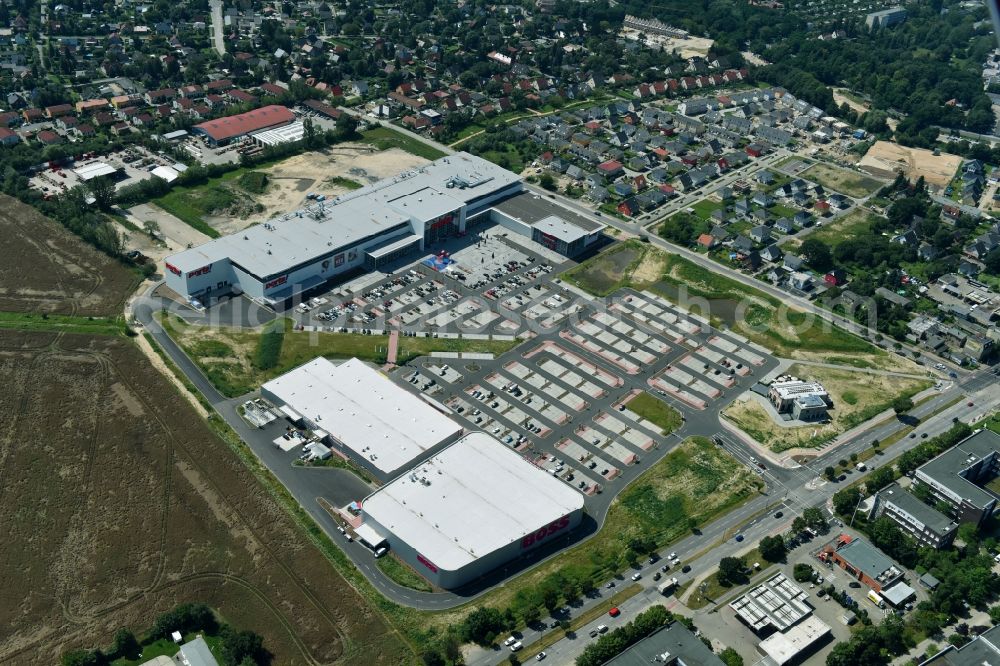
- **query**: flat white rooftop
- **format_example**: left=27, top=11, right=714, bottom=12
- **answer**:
left=758, top=616, right=831, bottom=666
left=165, top=152, right=521, bottom=278
left=262, top=357, right=462, bottom=475
left=74, top=161, right=118, bottom=181
left=362, top=432, right=585, bottom=571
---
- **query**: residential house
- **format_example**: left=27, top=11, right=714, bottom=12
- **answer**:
left=749, top=225, right=772, bottom=245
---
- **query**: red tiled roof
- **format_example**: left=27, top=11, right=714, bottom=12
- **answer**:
left=194, top=105, right=294, bottom=142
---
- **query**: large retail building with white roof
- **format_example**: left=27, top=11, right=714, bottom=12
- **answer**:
left=358, top=432, right=585, bottom=589
left=162, top=151, right=603, bottom=306
left=260, top=357, right=463, bottom=481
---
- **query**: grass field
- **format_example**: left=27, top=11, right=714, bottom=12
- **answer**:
left=377, top=555, right=434, bottom=593
left=0, top=311, right=128, bottom=335
left=722, top=364, right=932, bottom=452
left=361, top=126, right=448, bottom=160
left=802, top=163, right=884, bottom=198
left=782, top=208, right=874, bottom=250
left=691, top=198, right=724, bottom=220
left=152, top=168, right=268, bottom=238
left=625, top=392, right=683, bottom=435
left=562, top=240, right=661, bottom=296
left=159, top=315, right=519, bottom=397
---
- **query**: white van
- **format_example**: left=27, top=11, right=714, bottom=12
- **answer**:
left=374, top=547, right=388, bottom=558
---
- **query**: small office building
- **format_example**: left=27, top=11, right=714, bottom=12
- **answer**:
left=871, top=482, right=958, bottom=548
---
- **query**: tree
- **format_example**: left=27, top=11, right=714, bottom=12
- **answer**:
left=462, top=607, right=506, bottom=645
left=61, top=651, right=100, bottom=666
left=717, top=556, right=746, bottom=587
left=803, top=507, right=828, bottom=531
left=892, top=396, right=914, bottom=414
left=866, top=466, right=895, bottom=493
left=824, top=466, right=836, bottom=481
left=87, top=176, right=115, bottom=211
left=832, top=487, right=862, bottom=516
left=791, top=516, right=807, bottom=533
left=800, top=238, right=833, bottom=272
left=110, top=628, right=140, bottom=660
left=719, top=647, right=744, bottom=666
left=793, top=563, right=815, bottom=583
left=538, top=172, right=557, bottom=191
left=219, top=627, right=264, bottom=666
left=759, top=535, right=787, bottom=563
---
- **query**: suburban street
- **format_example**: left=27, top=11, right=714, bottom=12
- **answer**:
left=209, top=0, right=226, bottom=56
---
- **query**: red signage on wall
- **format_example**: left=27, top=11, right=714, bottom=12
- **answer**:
left=165, top=262, right=181, bottom=276
left=334, top=253, right=345, bottom=267
left=417, top=554, right=438, bottom=573
left=186, top=264, right=212, bottom=279
left=264, top=275, right=288, bottom=290
left=429, top=213, right=454, bottom=230
left=520, top=515, right=571, bottom=550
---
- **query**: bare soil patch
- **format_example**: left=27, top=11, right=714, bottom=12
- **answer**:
left=206, top=145, right=430, bottom=235
left=0, top=195, right=138, bottom=316
left=0, top=332, right=410, bottom=664
left=859, top=141, right=962, bottom=192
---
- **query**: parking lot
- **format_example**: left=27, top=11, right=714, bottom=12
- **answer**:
left=380, top=285, right=780, bottom=508
left=289, top=230, right=572, bottom=338
left=29, top=145, right=181, bottom=198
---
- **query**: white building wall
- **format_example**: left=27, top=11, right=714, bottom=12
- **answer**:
left=365, top=506, right=583, bottom=589
left=163, top=257, right=235, bottom=300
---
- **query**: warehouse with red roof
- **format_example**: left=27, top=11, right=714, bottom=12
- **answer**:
left=192, top=105, right=295, bottom=145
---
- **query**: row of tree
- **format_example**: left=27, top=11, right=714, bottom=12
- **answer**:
left=62, top=603, right=267, bottom=666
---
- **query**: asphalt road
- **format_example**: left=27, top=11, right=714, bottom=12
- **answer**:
left=209, top=0, right=226, bottom=56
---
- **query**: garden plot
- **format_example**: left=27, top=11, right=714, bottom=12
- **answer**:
left=561, top=329, right=641, bottom=374
left=556, top=438, right=621, bottom=481
left=577, top=426, right=639, bottom=465
left=595, top=413, right=657, bottom=451
left=526, top=342, right=623, bottom=387
left=591, top=311, right=671, bottom=355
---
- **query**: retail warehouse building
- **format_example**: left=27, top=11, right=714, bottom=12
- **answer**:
left=358, top=432, right=585, bottom=588
left=261, top=357, right=463, bottom=481
left=163, top=152, right=604, bottom=306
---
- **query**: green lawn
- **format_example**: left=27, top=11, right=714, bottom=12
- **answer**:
left=562, top=241, right=646, bottom=295
left=691, top=198, right=725, bottom=220
left=360, top=126, right=447, bottom=160
left=792, top=208, right=874, bottom=248
left=159, top=315, right=519, bottom=397
left=0, top=311, right=128, bottom=336
left=151, top=167, right=266, bottom=239
left=109, top=633, right=225, bottom=666
left=770, top=203, right=798, bottom=220
left=377, top=555, right=434, bottom=592
left=625, top=392, right=683, bottom=435
left=801, top=163, right=885, bottom=198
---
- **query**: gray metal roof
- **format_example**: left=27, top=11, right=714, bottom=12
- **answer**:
left=603, top=621, right=724, bottom=666
left=491, top=190, right=604, bottom=234
left=916, top=430, right=1000, bottom=511
left=835, top=538, right=902, bottom=585
left=166, top=152, right=520, bottom=279
left=878, top=482, right=956, bottom=535
left=923, top=624, right=1000, bottom=665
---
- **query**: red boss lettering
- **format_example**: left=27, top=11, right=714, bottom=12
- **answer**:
left=521, top=515, right=573, bottom=550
